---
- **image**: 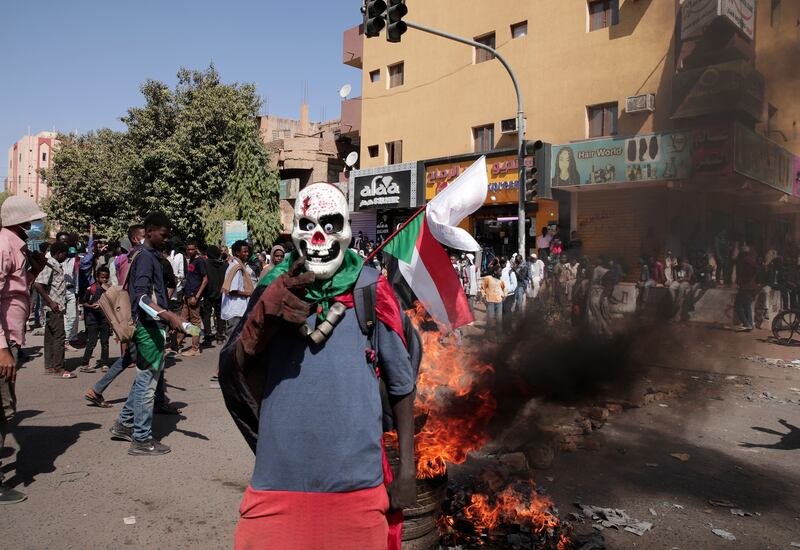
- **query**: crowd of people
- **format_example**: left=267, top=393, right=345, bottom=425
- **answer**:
left=0, top=196, right=300, bottom=504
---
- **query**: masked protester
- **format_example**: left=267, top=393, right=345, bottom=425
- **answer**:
left=0, top=197, right=47, bottom=504
left=219, top=183, right=416, bottom=550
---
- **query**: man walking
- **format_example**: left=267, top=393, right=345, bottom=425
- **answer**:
left=109, top=212, right=196, bottom=456
left=0, top=196, right=47, bottom=504
left=500, top=258, right=518, bottom=330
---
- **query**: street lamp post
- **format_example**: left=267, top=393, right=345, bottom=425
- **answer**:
left=404, top=21, right=528, bottom=257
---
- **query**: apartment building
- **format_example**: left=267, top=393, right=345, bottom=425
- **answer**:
left=6, top=131, right=57, bottom=204
left=343, top=0, right=800, bottom=274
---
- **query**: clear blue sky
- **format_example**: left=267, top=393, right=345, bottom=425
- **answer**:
left=0, top=0, right=363, bottom=179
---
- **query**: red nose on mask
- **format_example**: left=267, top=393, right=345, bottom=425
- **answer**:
left=312, top=231, right=326, bottom=245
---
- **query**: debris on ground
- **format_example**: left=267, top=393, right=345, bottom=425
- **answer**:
left=670, top=452, right=690, bottom=462
left=730, top=509, right=753, bottom=517
left=51, top=471, right=90, bottom=488
left=710, top=527, right=736, bottom=541
left=123, top=516, right=136, bottom=525
left=577, top=505, right=653, bottom=536
left=708, top=498, right=737, bottom=508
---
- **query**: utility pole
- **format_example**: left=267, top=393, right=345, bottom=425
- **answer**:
left=402, top=21, right=528, bottom=257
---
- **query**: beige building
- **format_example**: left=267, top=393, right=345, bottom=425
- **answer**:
left=344, top=0, right=800, bottom=276
left=6, top=131, right=57, bottom=203
left=258, top=103, right=357, bottom=233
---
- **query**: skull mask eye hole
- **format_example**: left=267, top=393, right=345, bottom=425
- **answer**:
left=300, top=218, right=316, bottom=232
left=319, top=214, right=344, bottom=234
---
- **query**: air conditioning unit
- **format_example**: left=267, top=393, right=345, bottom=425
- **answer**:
left=500, top=117, right=527, bottom=135
left=625, top=93, right=656, bottom=113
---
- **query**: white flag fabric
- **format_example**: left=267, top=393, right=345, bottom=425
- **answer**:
left=425, top=156, right=488, bottom=252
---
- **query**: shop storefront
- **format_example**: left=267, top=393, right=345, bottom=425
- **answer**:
left=424, top=149, right=558, bottom=260
left=551, top=124, right=800, bottom=281
left=348, top=162, right=425, bottom=243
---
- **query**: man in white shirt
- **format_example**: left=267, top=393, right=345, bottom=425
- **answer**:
left=221, top=240, right=255, bottom=337
left=500, top=258, right=518, bottom=328
left=168, top=244, right=185, bottom=301
left=528, top=254, right=546, bottom=299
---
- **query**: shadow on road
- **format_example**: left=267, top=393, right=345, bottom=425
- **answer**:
left=1, top=409, right=101, bottom=488
left=153, top=403, right=209, bottom=441
left=741, top=419, right=800, bottom=451
left=554, top=422, right=800, bottom=516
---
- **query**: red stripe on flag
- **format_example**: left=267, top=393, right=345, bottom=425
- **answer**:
left=416, top=216, right=474, bottom=329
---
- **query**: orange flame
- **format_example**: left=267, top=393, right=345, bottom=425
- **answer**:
left=463, top=485, right=560, bottom=535
left=402, top=302, right=497, bottom=479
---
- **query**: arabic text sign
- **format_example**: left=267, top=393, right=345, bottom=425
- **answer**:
left=426, top=154, right=534, bottom=204
left=734, top=124, right=794, bottom=194
left=353, top=168, right=413, bottom=210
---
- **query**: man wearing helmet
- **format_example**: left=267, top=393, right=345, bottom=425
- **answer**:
left=0, top=196, right=47, bottom=504
left=219, top=183, right=416, bottom=550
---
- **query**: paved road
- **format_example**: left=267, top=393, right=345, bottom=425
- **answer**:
left=2, top=322, right=799, bottom=549
left=2, top=335, right=249, bottom=549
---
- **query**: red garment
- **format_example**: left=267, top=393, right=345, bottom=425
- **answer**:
left=334, top=274, right=406, bottom=346
left=235, top=484, right=390, bottom=550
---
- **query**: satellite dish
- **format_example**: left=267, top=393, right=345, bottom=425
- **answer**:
left=339, top=84, right=352, bottom=99
left=345, top=151, right=359, bottom=168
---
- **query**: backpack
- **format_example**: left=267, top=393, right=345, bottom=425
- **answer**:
left=97, top=250, right=141, bottom=343
left=352, top=267, right=423, bottom=431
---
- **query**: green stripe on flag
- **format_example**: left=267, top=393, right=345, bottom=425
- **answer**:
left=382, top=213, right=422, bottom=264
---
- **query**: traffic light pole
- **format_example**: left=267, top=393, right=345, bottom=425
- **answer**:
left=405, top=20, right=528, bottom=257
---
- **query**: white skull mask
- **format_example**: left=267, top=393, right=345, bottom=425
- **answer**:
left=292, top=183, right=351, bottom=280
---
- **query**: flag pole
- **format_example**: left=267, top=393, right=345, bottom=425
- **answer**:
left=364, top=204, right=427, bottom=263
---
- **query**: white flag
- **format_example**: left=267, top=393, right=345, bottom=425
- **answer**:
left=425, top=156, right=488, bottom=252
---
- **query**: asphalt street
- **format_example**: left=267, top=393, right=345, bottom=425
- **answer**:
left=1, top=321, right=799, bottom=549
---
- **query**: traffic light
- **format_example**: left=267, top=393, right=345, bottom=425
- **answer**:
left=523, top=140, right=544, bottom=201
left=364, top=0, right=386, bottom=38
left=386, top=0, right=408, bottom=43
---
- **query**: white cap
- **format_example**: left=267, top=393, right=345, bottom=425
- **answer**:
left=1, top=196, right=46, bottom=227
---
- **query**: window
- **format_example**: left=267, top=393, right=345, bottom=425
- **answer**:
left=369, top=69, right=380, bottom=83
left=771, top=0, right=781, bottom=28
left=511, top=21, right=528, bottom=39
left=388, top=62, right=404, bottom=88
left=41, top=152, right=47, bottom=162
left=368, top=145, right=379, bottom=158
left=473, top=124, right=494, bottom=153
left=589, top=0, right=619, bottom=31
left=272, top=130, right=280, bottom=140
left=588, top=103, right=618, bottom=137
left=474, top=32, right=496, bottom=64
left=386, top=140, right=403, bottom=164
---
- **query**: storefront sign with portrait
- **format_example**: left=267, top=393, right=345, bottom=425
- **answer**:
left=426, top=153, right=536, bottom=204
left=734, top=123, right=794, bottom=194
left=348, top=162, right=422, bottom=212
left=550, top=131, right=692, bottom=188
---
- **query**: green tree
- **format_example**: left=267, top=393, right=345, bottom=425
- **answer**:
left=44, top=130, right=138, bottom=240
left=123, top=65, right=266, bottom=240
left=201, top=128, right=281, bottom=249
left=43, top=64, right=281, bottom=244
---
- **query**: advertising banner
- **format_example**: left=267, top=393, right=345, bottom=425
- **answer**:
left=349, top=162, right=421, bottom=211
left=550, top=131, right=692, bottom=188
left=426, top=154, right=538, bottom=204
left=680, top=0, right=754, bottom=40
left=734, top=123, right=794, bottom=194
left=692, top=125, right=733, bottom=177
left=223, top=220, right=248, bottom=249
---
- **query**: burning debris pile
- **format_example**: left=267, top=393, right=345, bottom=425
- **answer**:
left=389, top=305, right=575, bottom=549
